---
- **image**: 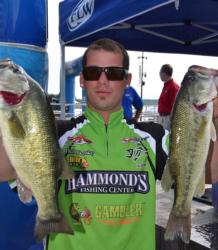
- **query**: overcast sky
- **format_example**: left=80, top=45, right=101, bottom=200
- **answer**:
left=47, top=0, right=218, bottom=100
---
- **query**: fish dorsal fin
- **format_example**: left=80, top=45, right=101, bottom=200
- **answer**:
left=7, top=111, right=26, bottom=139
left=211, top=122, right=217, bottom=142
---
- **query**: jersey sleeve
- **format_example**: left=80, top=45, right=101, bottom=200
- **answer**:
left=155, top=128, right=169, bottom=180
left=55, top=119, right=76, bottom=138
left=135, top=122, right=169, bottom=180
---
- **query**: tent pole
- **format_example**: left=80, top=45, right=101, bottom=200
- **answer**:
left=60, top=44, right=66, bottom=119
left=141, top=52, right=144, bottom=99
left=138, top=52, right=147, bottom=99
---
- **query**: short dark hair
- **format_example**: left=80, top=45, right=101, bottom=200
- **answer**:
left=82, top=38, right=129, bottom=70
left=161, top=64, right=173, bottom=77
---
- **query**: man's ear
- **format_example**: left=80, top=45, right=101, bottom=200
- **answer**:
left=126, top=73, right=132, bottom=87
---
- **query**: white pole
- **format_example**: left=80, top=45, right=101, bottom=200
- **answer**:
left=60, top=44, right=66, bottom=119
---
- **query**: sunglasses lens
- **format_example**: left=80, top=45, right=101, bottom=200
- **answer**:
left=83, top=67, right=127, bottom=81
left=83, top=67, right=101, bottom=81
left=106, top=68, right=126, bottom=81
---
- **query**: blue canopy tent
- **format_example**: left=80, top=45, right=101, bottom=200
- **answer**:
left=59, top=0, right=218, bottom=56
left=58, top=0, right=218, bottom=118
left=0, top=0, right=47, bottom=47
left=0, top=0, right=48, bottom=90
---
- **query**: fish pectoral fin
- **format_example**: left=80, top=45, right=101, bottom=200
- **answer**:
left=58, top=152, right=75, bottom=179
left=16, top=178, right=33, bottom=203
left=210, top=122, right=217, bottom=142
left=7, top=111, right=26, bottom=139
left=59, top=161, right=75, bottom=179
left=194, top=172, right=205, bottom=197
left=161, top=159, right=174, bottom=192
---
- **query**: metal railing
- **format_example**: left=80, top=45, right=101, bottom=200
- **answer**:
left=51, top=102, right=159, bottom=121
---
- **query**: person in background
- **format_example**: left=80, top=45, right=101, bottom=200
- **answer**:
left=157, top=64, right=180, bottom=130
left=122, top=85, right=143, bottom=122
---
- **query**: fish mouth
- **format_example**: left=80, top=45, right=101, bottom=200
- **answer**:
left=0, top=91, right=26, bottom=105
left=193, top=103, right=208, bottom=111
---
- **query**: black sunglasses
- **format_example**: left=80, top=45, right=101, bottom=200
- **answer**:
left=82, top=66, right=128, bottom=81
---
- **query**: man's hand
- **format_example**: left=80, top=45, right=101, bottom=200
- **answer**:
left=213, top=98, right=218, bottom=118
left=0, top=136, right=16, bottom=182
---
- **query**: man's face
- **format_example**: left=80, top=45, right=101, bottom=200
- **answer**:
left=80, top=49, right=131, bottom=114
left=159, top=69, right=165, bottom=82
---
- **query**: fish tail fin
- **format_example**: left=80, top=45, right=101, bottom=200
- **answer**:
left=164, top=210, right=191, bottom=244
left=161, top=159, right=174, bottom=191
left=35, top=214, right=74, bottom=242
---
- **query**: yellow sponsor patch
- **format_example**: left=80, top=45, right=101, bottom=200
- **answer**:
left=95, top=203, right=143, bottom=219
left=67, top=156, right=88, bottom=168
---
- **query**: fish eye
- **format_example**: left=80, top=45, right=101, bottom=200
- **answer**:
left=0, top=65, right=6, bottom=69
left=12, top=67, right=20, bottom=73
left=187, top=75, right=196, bottom=81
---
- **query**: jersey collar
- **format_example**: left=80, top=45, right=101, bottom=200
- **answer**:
left=85, top=106, right=124, bottom=127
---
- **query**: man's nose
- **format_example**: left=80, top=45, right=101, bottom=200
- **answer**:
left=98, top=71, right=109, bottom=83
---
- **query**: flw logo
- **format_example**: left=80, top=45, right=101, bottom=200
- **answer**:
left=67, top=0, right=94, bottom=31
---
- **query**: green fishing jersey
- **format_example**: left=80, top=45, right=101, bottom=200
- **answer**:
left=47, top=107, right=168, bottom=250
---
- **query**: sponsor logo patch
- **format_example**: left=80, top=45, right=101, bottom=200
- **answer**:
left=67, top=156, right=89, bottom=168
left=95, top=203, right=144, bottom=226
left=95, top=203, right=143, bottom=219
left=126, top=145, right=147, bottom=161
left=65, top=149, right=94, bottom=156
left=70, top=203, right=92, bottom=225
left=122, top=136, right=149, bottom=144
left=67, top=135, right=92, bottom=145
left=65, top=171, right=150, bottom=194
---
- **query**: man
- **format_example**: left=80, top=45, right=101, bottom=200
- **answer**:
left=1, top=39, right=217, bottom=250
left=157, top=64, right=180, bottom=130
left=47, top=38, right=169, bottom=250
left=122, top=85, right=143, bottom=122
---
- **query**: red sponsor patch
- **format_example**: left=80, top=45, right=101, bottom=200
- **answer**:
left=67, top=135, right=92, bottom=145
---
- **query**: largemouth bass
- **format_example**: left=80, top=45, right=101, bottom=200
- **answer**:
left=0, top=59, right=74, bottom=242
left=161, top=65, right=218, bottom=243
